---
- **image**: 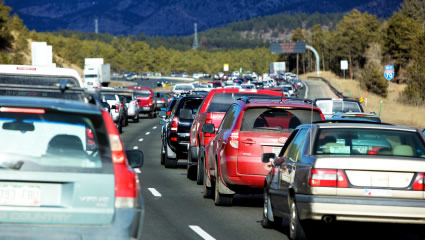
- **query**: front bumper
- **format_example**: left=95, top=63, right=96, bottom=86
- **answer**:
left=296, top=194, right=425, bottom=224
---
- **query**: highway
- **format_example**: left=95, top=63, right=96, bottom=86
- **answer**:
left=120, top=79, right=425, bottom=240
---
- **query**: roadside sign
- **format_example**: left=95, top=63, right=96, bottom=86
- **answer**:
left=340, top=60, right=348, bottom=70
left=384, top=65, right=394, bottom=80
left=270, top=42, right=306, bottom=54
left=224, top=64, right=229, bottom=72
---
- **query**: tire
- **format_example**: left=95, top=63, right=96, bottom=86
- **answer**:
left=164, top=146, right=177, bottom=168
left=148, top=112, right=153, bottom=118
left=214, top=170, right=233, bottom=206
left=160, top=144, right=165, bottom=165
left=262, top=188, right=273, bottom=228
left=289, top=201, right=307, bottom=240
left=196, top=156, right=204, bottom=185
left=134, top=113, right=139, bottom=123
left=186, top=151, right=196, bottom=180
left=202, top=161, right=212, bottom=198
left=124, top=116, right=129, bottom=126
left=118, top=121, right=123, bottom=134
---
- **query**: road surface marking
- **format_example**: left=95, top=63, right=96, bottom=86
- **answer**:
left=146, top=132, right=151, bottom=135
left=189, top=226, right=215, bottom=240
left=133, top=146, right=139, bottom=150
left=153, top=126, right=157, bottom=129
left=304, top=81, right=309, bottom=99
left=139, top=138, right=144, bottom=142
left=148, top=188, right=162, bottom=197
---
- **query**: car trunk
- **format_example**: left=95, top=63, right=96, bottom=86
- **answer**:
left=315, top=156, right=425, bottom=199
left=136, top=97, right=151, bottom=107
left=0, top=171, right=115, bottom=224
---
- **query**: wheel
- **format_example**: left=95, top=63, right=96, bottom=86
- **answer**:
left=202, top=161, right=212, bottom=198
left=118, top=121, right=123, bottom=134
left=164, top=146, right=177, bottom=168
left=196, top=153, right=204, bottom=185
left=289, top=201, right=307, bottom=240
left=186, top=151, right=196, bottom=180
left=148, top=112, right=153, bottom=118
left=160, top=144, right=165, bottom=165
left=214, top=170, right=233, bottom=206
left=262, top=188, right=273, bottom=228
left=124, top=116, right=129, bottom=126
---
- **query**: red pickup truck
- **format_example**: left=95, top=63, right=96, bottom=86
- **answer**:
left=187, top=88, right=283, bottom=184
left=128, top=87, right=157, bottom=118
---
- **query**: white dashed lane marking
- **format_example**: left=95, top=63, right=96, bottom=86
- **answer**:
left=133, top=146, right=139, bottom=150
left=139, top=138, right=144, bottom=142
left=189, top=226, right=216, bottom=240
left=153, top=126, right=157, bottom=129
left=147, top=188, right=162, bottom=197
left=146, top=132, right=151, bottom=135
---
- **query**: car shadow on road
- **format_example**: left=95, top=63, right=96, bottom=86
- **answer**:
left=232, top=194, right=263, bottom=208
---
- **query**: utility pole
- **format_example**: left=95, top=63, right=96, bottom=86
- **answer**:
left=192, top=23, right=199, bottom=50
left=95, top=18, right=99, bottom=34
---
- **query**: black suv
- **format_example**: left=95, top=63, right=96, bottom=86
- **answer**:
left=159, top=94, right=204, bottom=168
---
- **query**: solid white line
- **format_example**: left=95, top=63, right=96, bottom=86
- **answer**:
left=189, top=226, right=215, bottom=240
left=304, top=80, right=309, bottom=99
left=139, top=138, right=144, bottom=142
left=153, top=126, right=157, bottom=129
left=133, top=146, right=139, bottom=150
left=146, top=132, right=151, bottom=135
left=147, top=188, right=162, bottom=197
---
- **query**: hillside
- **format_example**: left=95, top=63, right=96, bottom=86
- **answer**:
left=5, top=0, right=403, bottom=36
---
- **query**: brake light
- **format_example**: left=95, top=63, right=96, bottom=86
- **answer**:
left=148, top=98, right=153, bottom=106
left=115, top=104, right=119, bottom=113
left=413, top=173, right=425, bottom=191
left=162, top=98, right=165, bottom=102
left=0, top=107, right=45, bottom=114
left=229, top=130, right=239, bottom=149
left=171, top=116, right=178, bottom=132
left=101, top=110, right=137, bottom=207
left=309, top=169, right=348, bottom=188
left=167, top=111, right=171, bottom=117
left=205, top=119, right=212, bottom=124
left=171, top=137, right=178, bottom=141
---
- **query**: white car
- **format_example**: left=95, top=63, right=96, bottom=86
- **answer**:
left=172, top=84, right=195, bottom=94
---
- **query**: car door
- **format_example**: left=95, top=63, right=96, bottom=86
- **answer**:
left=277, top=128, right=309, bottom=214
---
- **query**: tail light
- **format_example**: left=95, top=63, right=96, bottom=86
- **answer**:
left=229, top=130, right=239, bottom=149
left=162, top=98, right=165, bottom=102
left=309, top=169, right=348, bottom=188
left=115, top=104, right=119, bottom=113
left=413, top=173, right=425, bottom=191
left=101, top=110, right=137, bottom=208
left=167, top=111, right=171, bottom=117
left=148, top=98, right=153, bottom=106
left=170, top=116, right=178, bottom=132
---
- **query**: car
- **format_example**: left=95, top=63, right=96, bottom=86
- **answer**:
left=330, top=112, right=381, bottom=123
left=118, top=90, right=140, bottom=123
left=0, top=96, right=144, bottom=239
left=253, top=81, right=264, bottom=89
left=188, top=88, right=284, bottom=185
left=181, top=72, right=189, bottom=78
left=128, top=87, right=157, bottom=118
left=101, top=91, right=126, bottom=133
left=262, top=122, right=425, bottom=239
left=159, top=94, right=205, bottom=168
left=202, top=97, right=324, bottom=205
left=280, top=84, right=295, bottom=96
left=314, top=98, right=364, bottom=119
left=240, top=83, right=256, bottom=89
left=224, top=85, right=241, bottom=89
left=172, top=84, right=195, bottom=94
left=155, top=91, right=172, bottom=111
left=209, top=81, right=223, bottom=88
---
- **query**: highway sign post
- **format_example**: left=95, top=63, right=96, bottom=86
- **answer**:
left=384, top=65, right=394, bottom=81
left=223, top=64, right=229, bottom=72
left=341, top=60, right=348, bottom=79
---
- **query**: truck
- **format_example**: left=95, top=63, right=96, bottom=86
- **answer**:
left=269, top=62, right=286, bottom=75
left=84, top=58, right=111, bottom=88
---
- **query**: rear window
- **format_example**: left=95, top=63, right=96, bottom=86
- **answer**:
left=314, top=128, right=425, bottom=158
left=207, top=93, right=277, bottom=113
left=102, top=94, right=116, bottom=101
left=0, top=111, right=112, bottom=173
left=241, top=108, right=322, bottom=132
left=174, top=85, right=194, bottom=91
left=316, top=100, right=362, bottom=113
left=135, top=90, right=151, bottom=97
left=176, top=98, right=203, bottom=119
left=0, top=75, right=81, bottom=87
left=0, top=89, right=84, bottom=101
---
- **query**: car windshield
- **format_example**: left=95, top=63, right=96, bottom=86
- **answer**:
left=0, top=110, right=109, bottom=172
left=102, top=94, right=116, bottom=101
left=241, top=108, right=323, bottom=133
left=135, top=90, right=151, bottom=97
left=314, top=128, right=425, bottom=158
left=176, top=98, right=203, bottom=119
left=0, top=75, right=81, bottom=87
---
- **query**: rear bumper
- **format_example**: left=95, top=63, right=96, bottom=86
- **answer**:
left=225, top=174, right=266, bottom=193
left=296, top=194, right=425, bottom=224
left=0, top=206, right=144, bottom=240
left=139, top=106, right=154, bottom=113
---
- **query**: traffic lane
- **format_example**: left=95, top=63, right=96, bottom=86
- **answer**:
left=120, top=117, right=287, bottom=239
left=303, top=79, right=337, bottom=99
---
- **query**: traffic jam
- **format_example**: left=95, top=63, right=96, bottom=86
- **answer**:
left=0, top=63, right=425, bottom=240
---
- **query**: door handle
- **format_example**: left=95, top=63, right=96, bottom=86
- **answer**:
left=241, top=139, right=256, bottom=144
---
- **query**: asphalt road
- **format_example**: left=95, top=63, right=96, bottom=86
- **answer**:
left=119, top=79, right=425, bottom=240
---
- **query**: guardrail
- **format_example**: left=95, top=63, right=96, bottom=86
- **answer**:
left=307, top=76, right=345, bottom=98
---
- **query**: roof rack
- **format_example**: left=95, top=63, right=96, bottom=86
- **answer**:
left=313, top=119, right=392, bottom=125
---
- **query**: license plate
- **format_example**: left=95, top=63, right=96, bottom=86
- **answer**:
left=363, top=189, right=392, bottom=197
left=272, top=147, right=282, bottom=156
left=0, top=185, right=41, bottom=206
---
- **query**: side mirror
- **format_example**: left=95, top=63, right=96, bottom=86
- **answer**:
left=159, top=111, right=167, bottom=118
left=202, top=123, right=215, bottom=134
left=262, top=153, right=276, bottom=163
left=126, top=150, right=144, bottom=168
left=159, top=119, right=168, bottom=125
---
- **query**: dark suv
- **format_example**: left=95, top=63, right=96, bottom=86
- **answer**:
left=160, top=94, right=204, bottom=168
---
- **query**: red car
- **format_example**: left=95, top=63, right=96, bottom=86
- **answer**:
left=202, top=98, right=325, bottom=205
left=187, top=88, right=283, bottom=184
left=128, top=87, right=157, bottom=118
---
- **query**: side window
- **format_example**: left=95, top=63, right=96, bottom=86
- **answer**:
left=218, top=105, right=239, bottom=132
left=283, top=128, right=308, bottom=162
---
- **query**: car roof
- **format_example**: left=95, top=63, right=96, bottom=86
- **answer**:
left=0, top=96, right=101, bottom=115
left=311, top=122, right=417, bottom=132
left=314, top=97, right=360, bottom=103
left=237, top=98, right=320, bottom=109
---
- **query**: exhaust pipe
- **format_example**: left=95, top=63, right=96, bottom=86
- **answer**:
left=322, top=215, right=335, bottom=224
